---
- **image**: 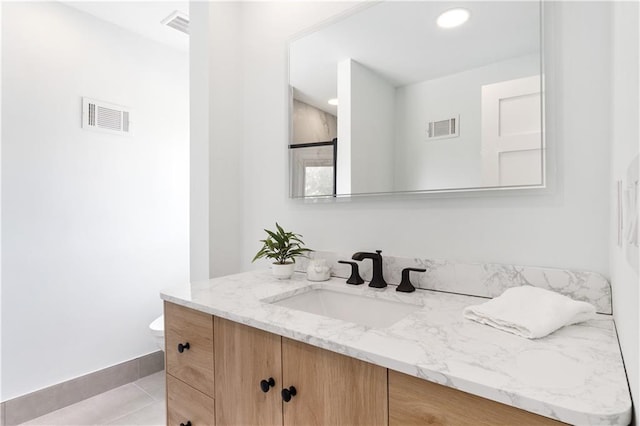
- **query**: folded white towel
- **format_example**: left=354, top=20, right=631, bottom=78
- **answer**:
left=463, top=286, right=596, bottom=339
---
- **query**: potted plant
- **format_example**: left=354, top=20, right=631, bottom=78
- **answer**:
left=252, top=223, right=312, bottom=279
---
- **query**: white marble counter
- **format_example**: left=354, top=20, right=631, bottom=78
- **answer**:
left=160, top=270, right=631, bottom=425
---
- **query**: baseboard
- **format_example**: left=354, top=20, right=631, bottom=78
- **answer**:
left=0, top=351, right=164, bottom=426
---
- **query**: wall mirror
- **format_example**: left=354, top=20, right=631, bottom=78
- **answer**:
left=289, top=1, right=543, bottom=198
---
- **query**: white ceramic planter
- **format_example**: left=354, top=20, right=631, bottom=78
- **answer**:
left=272, top=262, right=295, bottom=279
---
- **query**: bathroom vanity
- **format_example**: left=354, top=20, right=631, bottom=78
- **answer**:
left=161, top=271, right=631, bottom=426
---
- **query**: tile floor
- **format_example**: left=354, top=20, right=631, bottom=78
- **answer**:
left=20, top=371, right=165, bottom=426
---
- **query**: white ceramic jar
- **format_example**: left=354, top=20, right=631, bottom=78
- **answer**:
left=306, top=259, right=331, bottom=281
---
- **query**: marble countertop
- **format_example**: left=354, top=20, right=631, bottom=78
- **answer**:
left=160, top=270, right=631, bottom=425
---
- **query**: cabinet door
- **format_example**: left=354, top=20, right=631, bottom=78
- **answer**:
left=214, top=317, right=283, bottom=426
left=388, top=370, right=564, bottom=426
left=282, top=338, right=388, bottom=426
left=167, top=374, right=215, bottom=426
left=165, top=302, right=215, bottom=397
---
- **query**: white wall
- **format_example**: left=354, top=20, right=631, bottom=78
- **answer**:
left=395, top=54, right=538, bottom=191
left=349, top=60, right=395, bottom=194
left=610, top=1, right=640, bottom=422
left=336, top=58, right=353, bottom=195
left=1, top=2, right=189, bottom=400
left=189, top=2, right=210, bottom=281
left=337, top=57, right=396, bottom=195
left=208, top=2, right=244, bottom=279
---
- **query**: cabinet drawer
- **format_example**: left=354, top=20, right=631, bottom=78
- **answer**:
left=165, top=302, right=214, bottom=397
left=388, top=370, right=564, bottom=425
left=167, top=374, right=215, bottom=426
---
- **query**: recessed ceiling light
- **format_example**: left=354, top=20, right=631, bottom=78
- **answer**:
left=437, top=8, right=470, bottom=29
left=328, top=98, right=339, bottom=106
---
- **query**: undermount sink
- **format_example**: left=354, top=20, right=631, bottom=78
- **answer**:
left=267, top=287, right=422, bottom=328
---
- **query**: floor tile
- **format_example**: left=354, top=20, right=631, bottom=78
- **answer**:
left=133, top=372, right=165, bottom=401
left=8, top=359, right=139, bottom=425
left=105, top=401, right=165, bottom=426
left=21, top=383, right=154, bottom=426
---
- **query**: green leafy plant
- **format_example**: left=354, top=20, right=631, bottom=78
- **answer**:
left=252, top=223, right=312, bottom=265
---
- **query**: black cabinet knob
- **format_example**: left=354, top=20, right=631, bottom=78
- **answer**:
left=180, top=422, right=192, bottom=426
left=177, top=342, right=190, bottom=353
left=260, top=377, right=275, bottom=393
left=281, top=386, right=297, bottom=402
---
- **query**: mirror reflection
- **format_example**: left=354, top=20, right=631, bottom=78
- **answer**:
left=289, top=1, right=543, bottom=198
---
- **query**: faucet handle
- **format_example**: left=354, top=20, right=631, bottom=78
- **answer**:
left=396, top=267, right=426, bottom=293
left=338, top=261, right=365, bottom=285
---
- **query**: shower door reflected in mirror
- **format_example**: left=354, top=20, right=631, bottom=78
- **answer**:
left=289, top=142, right=336, bottom=197
left=290, top=99, right=337, bottom=197
left=289, top=1, right=544, bottom=198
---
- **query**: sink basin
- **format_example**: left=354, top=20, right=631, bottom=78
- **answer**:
left=267, top=287, right=421, bottom=328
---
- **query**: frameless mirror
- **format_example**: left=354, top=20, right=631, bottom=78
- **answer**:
left=289, top=1, right=543, bottom=198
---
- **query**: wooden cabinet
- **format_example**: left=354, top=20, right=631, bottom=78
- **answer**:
left=213, top=318, right=387, bottom=426
left=388, top=370, right=564, bottom=426
left=165, top=302, right=215, bottom=397
left=214, top=317, right=282, bottom=426
left=167, top=375, right=215, bottom=426
left=165, top=302, right=215, bottom=426
left=281, top=337, right=387, bottom=426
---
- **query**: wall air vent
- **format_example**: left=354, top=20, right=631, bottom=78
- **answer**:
left=162, top=11, right=189, bottom=35
left=427, top=115, right=459, bottom=141
left=82, top=97, right=132, bottom=135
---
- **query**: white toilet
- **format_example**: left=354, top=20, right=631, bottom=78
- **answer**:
left=149, top=315, right=165, bottom=351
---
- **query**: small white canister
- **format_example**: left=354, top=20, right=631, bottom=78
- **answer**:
left=306, top=259, right=331, bottom=281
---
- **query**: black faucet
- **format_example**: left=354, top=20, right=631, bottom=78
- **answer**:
left=351, top=250, right=387, bottom=288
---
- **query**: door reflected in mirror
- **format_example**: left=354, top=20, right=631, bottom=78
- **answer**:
left=289, top=1, right=544, bottom=198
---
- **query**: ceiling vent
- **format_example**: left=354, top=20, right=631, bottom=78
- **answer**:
left=82, top=97, right=132, bottom=136
left=427, top=115, right=459, bottom=141
left=162, top=11, right=189, bottom=35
